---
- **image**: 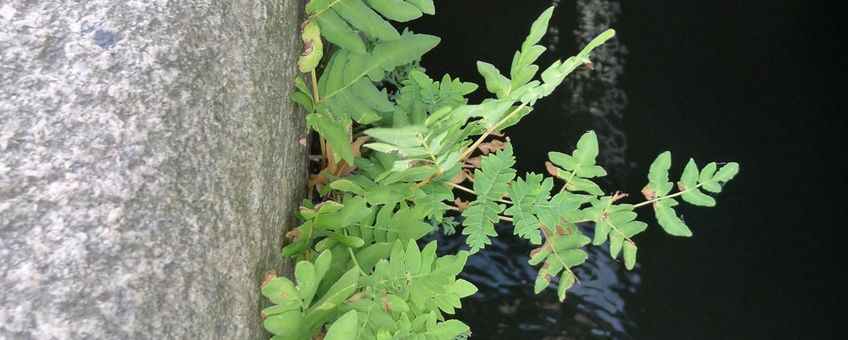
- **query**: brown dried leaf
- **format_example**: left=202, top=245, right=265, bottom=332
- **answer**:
left=545, top=161, right=559, bottom=177
left=351, top=136, right=370, bottom=158
left=450, top=169, right=467, bottom=184
left=453, top=198, right=469, bottom=212
left=465, top=156, right=482, bottom=169
left=462, top=168, right=475, bottom=182
left=261, top=270, right=277, bottom=288
left=611, top=191, right=629, bottom=202
left=348, top=291, right=367, bottom=303
left=308, top=173, right=327, bottom=191
left=285, top=229, right=302, bottom=240
left=477, top=139, right=508, bottom=155
left=302, top=40, right=314, bottom=56
left=641, top=186, right=656, bottom=201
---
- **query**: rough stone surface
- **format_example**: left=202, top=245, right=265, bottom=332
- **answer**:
left=0, top=0, right=306, bottom=338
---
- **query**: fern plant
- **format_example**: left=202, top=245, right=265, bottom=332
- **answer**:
left=262, top=2, right=739, bottom=339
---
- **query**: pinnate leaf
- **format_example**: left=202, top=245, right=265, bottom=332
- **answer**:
left=462, top=145, right=516, bottom=253
left=655, top=199, right=692, bottom=237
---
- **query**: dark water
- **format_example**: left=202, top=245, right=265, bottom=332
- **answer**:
left=411, top=1, right=848, bottom=338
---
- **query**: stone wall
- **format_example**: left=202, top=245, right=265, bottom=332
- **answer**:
left=0, top=0, right=306, bottom=338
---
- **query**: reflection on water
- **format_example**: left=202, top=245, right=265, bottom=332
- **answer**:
left=424, top=1, right=637, bottom=338
left=568, top=0, right=629, bottom=180
left=426, top=223, right=638, bottom=339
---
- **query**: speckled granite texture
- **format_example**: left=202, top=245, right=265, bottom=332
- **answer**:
left=0, top=0, right=306, bottom=338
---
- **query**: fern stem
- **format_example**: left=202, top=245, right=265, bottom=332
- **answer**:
left=558, top=170, right=578, bottom=193
left=446, top=182, right=514, bottom=205
left=447, top=182, right=475, bottom=195
left=413, top=103, right=529, bottom=190
left=603, top=218, right=636, bottom=245
left=310, top=69, right=320, bottom=102
left=633, top=183, right=703, bottom=209
left=309, top=0, right=343, bottom=19
left=447, top=205, right=513, bottom=222
left=347, top=247, right=368, bottom=276
left=459, top=102, right=529, bottom=161
left=309, top=69, right=329, bottom=170
left=410, top=170, right=442, bottom=190
left=539, top=225, right=581, bottom=284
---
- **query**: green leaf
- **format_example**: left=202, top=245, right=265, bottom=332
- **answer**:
left=363, top=241, right=471, bottom=320
left=298, top=21, right=324, bottom=73
left=406, top=0, right=435, bottom=14
left=522, top=6, right=554, bottom=51
left=504, top=173, right=552, bottom=245
left=678, top=159, right=717, bottom=207
left=329, top=179, right=367, bottom=196
left=264, top=310, right=305, bottom=337
left=623, top=241, right=637, bottom=270
left=462, top=145, right=516, bottom=253
left=325, top=310, right=358, bottom=340
left=697, top=161, right=739, bottom=193
left=523, top=29, right=616, bottom=103
left=365, top=183, right=409, bottom=205
left=557, top=271, right=575, bottom=302
left=262, top=277, right=300, bottom=306
left=354, top=242, right=393, bottom=272
left=646, top=151, right=673, bottom=197
left=314, top=250, right=332, bottom=281
left=306, top=267, right=360, bottom=328
left=528, top=226, right=589, bottom=299
left=548, top=151, right=577, bottom=170
left=564, top=177, right=604, bottom=196
left=681, top=187, right=716, bottom=207
left=655, top=199, right=693, bottom=237
left=547, top=131, right=607, bottom=196
left=313, top=196, right=371, bottom=229
left=291, top=91, right=314, bottom=113
left=261, top=304, right=299, bottom=318
left=391, top=205, right=433, bottom=240
left=429, top=319, right=469, bottom=339
left=322, top=34, right=440, bottom=102
left=404, top=239, right=422, bottom=274
left=699, top=162, right=717, bottom=183
left=714, top=162, right=740, bottom=182
left=609, top=232, right=624, bottom=259
left=452, top=279, right=478, bottom=298
left=365, top=125, right=425, bottom=147
left=319, top=51, right=391, bottom=124
left=282, top=222, right=314, bottom=257
left=314, top=8, right=367, bottom=54
left=295, top=76, right=313, bottom=100
left=679, top=158, right=699, bottom=188
left=321, top=231, right=365, bottom=248
left=307, top=113, right=353, bottom=164
left=295, top=261, right=319, bottom=307
left=477, top=61, right=511, bottom=98
left=366, top=0, right=423, bottom=22
left=334, top=0, right=400, bottom=41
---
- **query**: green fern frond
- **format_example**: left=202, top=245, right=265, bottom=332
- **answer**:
left=461, top=145, right=516, bottom=253
left=547, top=131, right=606, bottom=195
left=528, top=224, right=591, bottom=302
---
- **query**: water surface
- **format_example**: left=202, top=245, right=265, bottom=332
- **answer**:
left=412, top=1, right=847, bottom=338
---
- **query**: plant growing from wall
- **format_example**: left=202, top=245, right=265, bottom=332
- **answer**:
left=262, top=2, right=739, bottom=339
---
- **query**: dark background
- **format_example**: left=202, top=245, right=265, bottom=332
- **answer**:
left=411, top=1, right=848, bottom=338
